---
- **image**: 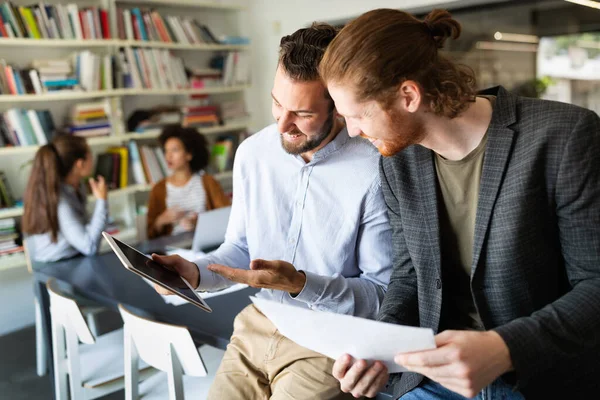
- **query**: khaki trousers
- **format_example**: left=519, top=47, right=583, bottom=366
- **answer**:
left=207, top=304, right=356, bottom=400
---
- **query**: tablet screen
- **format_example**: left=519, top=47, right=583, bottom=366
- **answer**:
left=108, top=235, right=211, bottom=312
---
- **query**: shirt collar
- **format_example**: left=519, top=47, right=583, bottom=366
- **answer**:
left=292, top=126, right=350, bottom=164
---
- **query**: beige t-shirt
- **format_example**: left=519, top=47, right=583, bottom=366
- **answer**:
left=435, top=96, right=495, bottom=331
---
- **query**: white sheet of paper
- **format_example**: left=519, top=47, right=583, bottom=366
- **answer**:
left=165, top=247, right=205, bottom=261
left=251, top=296, right=436, bottom=373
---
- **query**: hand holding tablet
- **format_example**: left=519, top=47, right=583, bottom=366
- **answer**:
left=102, top=232, right=212, bottom=312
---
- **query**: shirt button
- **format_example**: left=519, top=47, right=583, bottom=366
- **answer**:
left=436, top=279, right=442, bottom=289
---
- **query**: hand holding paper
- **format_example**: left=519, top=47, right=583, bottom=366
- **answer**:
left=250, top=296, right=436, bottom=374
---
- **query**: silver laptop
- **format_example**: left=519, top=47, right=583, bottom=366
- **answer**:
left=191, top=206, right=232, bottom=252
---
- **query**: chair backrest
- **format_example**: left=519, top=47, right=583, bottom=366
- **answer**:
left=46, top=279, right=95, bottom=345
left=118, top=304, right=207, bottom=377
left=191, top=206, right=232, bottom=252
left=47, top=279, right=96, bottom=400
left=23, top=238, right=33, bottom=274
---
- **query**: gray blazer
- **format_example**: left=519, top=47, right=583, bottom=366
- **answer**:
left=379, top=86, right=600, bottom=399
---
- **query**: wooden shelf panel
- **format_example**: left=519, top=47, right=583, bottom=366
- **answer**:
left=0, top=85, right=248, bottom=104
left=120, top=40, right=248, bottom=51
left=114, top=0, right=245, bottom=10
left=0, top=38, right=115, bottom=47
left=0, top=90, right=122, bottom=103
left=0, top=121, right=249, bottom=156
left=0, top=40, right=248, bottom=50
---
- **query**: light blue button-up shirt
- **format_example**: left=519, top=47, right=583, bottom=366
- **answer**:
left=27, top=184, right=108, bottom=262
left=195, top=124, right=392, bottom=318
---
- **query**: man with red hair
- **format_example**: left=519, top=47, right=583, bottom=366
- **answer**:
left=319, top=7, right=600, bottom=400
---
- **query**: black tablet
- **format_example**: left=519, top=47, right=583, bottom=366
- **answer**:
left=102, top=232, right=212, bottom=312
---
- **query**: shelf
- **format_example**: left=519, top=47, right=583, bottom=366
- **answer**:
left=86, top=135, right=129, bottom=146
left=0, top=38, right=116, bottom=48
left=120, top=40, right=248, bottom=51
left=0, top=90, right=122, bottom=103
left=0, top=122, right=250, bottom=156
left=0, top=207, right=23, bottom=219
left=131, top=120, right=249, bottom=138
left=0, top=252, right=26, bottom=272
left=0, top=38, right=248, bottom=50
left=0, top=145, right=40, bottom=155
left=120, top=85, right=250, bottom=96
left=0, top=85, right=248, bottom=104
left=114, top=0, right=245, bottom=10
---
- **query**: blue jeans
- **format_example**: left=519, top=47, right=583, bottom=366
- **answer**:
left=399, top=378, right=524, bottom=400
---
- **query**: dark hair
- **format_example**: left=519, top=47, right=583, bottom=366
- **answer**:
left=319, top=9, right=476, bottom=118
left=22, top=135, right=89, bottom=242
left=158, top=124, right=209, bottom=173
left=278, top=22, right=340, bottom=82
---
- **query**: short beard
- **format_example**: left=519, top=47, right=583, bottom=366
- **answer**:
left=280, top=111, right=335, bottom=155
left=378, top=109, right=426, bottom=157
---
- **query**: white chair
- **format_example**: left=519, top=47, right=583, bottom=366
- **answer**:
left=119, top=304, right=225, bottom=400
left=47, top=279, right=157, bottom=399
left=26, top=240, right=105, bottom=377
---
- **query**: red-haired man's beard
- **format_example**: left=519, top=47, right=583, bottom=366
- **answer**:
left=363, top=109, right=426, bottom=157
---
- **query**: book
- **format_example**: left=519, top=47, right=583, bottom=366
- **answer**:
left=128, top=140, right=147, bottom=185
left=0, top=171, right=15, bottom=207
left=107, top=146, right=129, bottom=188
left=95, top=153, right=115, bottom=189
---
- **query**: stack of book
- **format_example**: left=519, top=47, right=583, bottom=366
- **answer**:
left=118, top=47, right=187, bottom=90
left=0, top=109, right=55, bottom=146
left=220, top=99, right=248, bottom=123
left=0, top=2, right=111, bottom=40
left=219, top=35, right=250, bottom=45
left=189, top=69, right=222, bottom=89
left=116, top=7, right=220, bottom=45
left=32, top=58, right=76, bottom=92
left=0, top=52, right=114, bottom=95
left=133, top=109, right=181, bottom=132
left=0, top=218, right=22, bottom=258
left=181, top=104, right=219, bottom=128
left=69, top=100, right=111, bottom=138
left=94, top=146, right=129, bottom=190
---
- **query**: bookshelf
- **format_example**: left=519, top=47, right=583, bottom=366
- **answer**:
left=114, top=0, right=246, bottom=10
left=119, top=41, right=248, bottom=50
left=0, top=38, right=249, bottom=50
left=0, top=38, right=117, bottom=47
left=0, top=0, right=250, bottom=271
left=0, top=120, right=250, bottom=155
left=0, top=90, right=123, bottom=103
left=0, top=85, right=250, bottom=103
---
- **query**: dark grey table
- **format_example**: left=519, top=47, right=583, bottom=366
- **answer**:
left=32, top=232, right=258, bottom=396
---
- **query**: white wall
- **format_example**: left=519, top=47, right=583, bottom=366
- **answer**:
left=239, top=0, right=464, bottom=131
